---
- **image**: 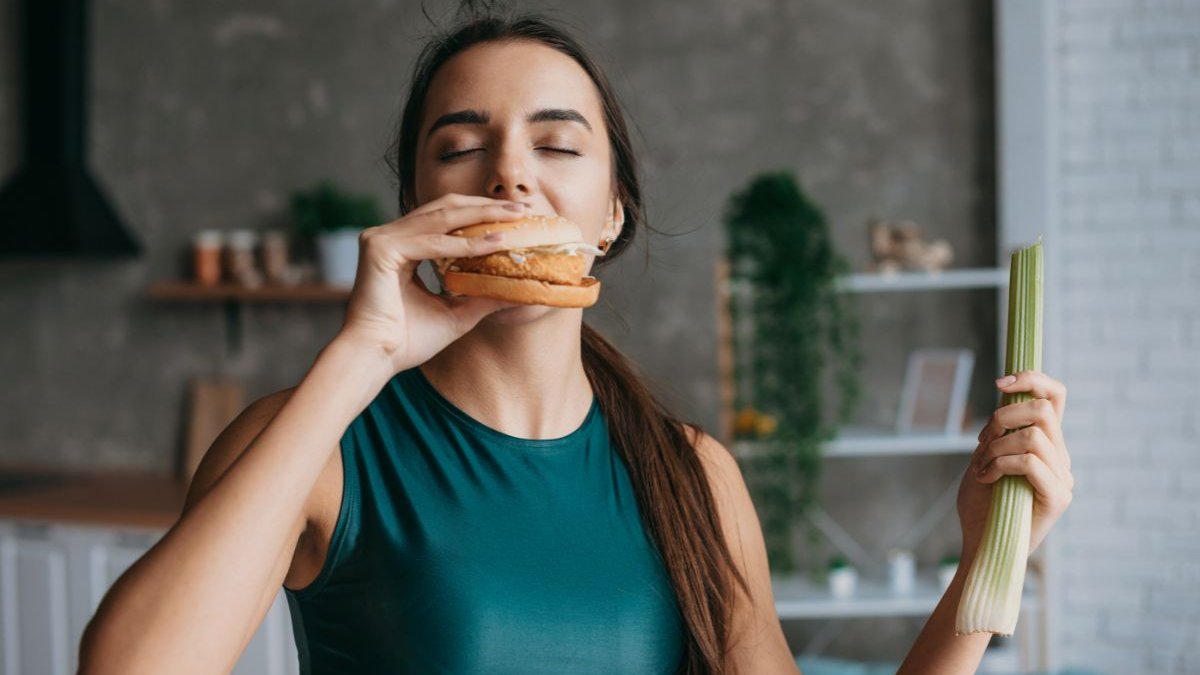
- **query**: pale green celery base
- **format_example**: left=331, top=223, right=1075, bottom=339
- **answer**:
left=955, top=474, right=1034, bottom=636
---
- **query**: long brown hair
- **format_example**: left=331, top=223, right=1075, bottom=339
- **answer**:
left=385, top=7, right=751, bottom=673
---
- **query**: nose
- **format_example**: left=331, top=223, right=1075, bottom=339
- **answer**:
left=486, top=143, right=532, bottom=202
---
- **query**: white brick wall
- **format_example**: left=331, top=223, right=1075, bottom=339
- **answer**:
left=1052, top=0, right=1200, bottom=672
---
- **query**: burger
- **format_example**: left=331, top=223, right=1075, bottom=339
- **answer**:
left=435, top=214, right=607, bottom=308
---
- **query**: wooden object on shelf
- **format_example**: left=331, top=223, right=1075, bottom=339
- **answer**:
left=181, top=378, right=245, bottom=483
left=147, top=281, right=350, bottom=303
left=714, top=258, right=735, bottom=445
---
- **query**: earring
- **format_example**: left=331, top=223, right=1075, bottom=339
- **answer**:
left=600, top=217, right=617, bottom=253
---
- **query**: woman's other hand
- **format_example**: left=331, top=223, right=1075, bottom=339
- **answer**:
left=958, top=370, right=1075, bottom=559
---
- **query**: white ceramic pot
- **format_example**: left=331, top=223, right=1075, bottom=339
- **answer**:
left=938, top=561, right=959, bottom=592
left=828, top=566, right=858, bottom=599
left=316, top=228, right=361, bottom=288
left=887, top=548, right=916, bottom=595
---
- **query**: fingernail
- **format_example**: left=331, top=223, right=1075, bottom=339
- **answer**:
left=504, top=203, right=525, bottom=212
left=996, top=375, right=1016, bottom=387
left=484, top=232, right=503, bottom=241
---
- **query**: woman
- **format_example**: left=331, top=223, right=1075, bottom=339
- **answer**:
left=79, top=9, right=1075, bottom=675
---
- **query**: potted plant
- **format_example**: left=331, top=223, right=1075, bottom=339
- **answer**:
left=290, top=181, right=383, bottom=288
left=827, top=555, right=858, bottom=599
left=723, top=170, right=863, bottom=577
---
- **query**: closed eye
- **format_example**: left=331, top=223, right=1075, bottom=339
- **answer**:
left=438, top=148, right=482, bottom=161
left=437, top=147, right=581, bottom=162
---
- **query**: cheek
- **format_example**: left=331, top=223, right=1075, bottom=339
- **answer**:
left=413, top=164, right=468, bottom=205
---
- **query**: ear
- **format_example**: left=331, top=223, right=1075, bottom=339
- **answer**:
left=606, top=197, right=625, bottom=239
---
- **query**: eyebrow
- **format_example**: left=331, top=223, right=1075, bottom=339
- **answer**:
left=425, top=107, right=593, bottom=139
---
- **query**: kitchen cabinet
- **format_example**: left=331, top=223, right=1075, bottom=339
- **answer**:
left=0, top=518, right=299, bottom=675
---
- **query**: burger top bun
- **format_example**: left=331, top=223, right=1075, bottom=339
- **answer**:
left=449, top=214, right=583, bottom=250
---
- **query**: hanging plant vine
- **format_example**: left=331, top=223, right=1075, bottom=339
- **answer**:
left=723, top=170, right=864, bottom=576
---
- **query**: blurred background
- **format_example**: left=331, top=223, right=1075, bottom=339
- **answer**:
left=0, top=0, right=1196, bottom=673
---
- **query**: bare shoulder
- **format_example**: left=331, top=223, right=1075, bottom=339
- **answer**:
left=683, top=424, right=800, bottom=671
left=684, top=425, right=745, bottom=491
left=682, top=424, right=756, bottom=560
left=183, top=387, right=299, bottom=513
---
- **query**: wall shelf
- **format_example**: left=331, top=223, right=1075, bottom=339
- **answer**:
left=145, top=281, right=350, bottom=356
left=833, top=267, right=1009, bottom=293
left=773, top=573, right=1041, bottom=620
left=732, top=421, right=989, bottom=459
left=719, top=253, right=1051, bottom=665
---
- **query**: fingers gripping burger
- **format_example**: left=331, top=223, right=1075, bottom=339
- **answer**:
left=435, top=214, right=607, bottom=308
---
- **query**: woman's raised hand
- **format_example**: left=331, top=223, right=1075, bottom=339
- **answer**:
left=958, top=370, right=1075, bottom=560
left=334, top=193, right=527, bottom=373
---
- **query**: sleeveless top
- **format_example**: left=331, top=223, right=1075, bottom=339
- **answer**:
left=284, top=366, right=686, bottom=674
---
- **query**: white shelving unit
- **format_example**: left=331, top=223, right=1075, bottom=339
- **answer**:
left=738, top=1, right=1063, bottom=665
left=734, top=423, right=989, bottom=459
left=832, top=267, right=1009, bottom=293
left=772, top=573, right=1041, bottom=621
left=741, top=266, right=1051, bottom=669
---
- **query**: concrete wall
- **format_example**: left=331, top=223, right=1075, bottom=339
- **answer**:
left=1051, top=0, right=1200, bottom=671
left=0, top=0, right=994, bottom=661
left=0, top=0, right=993, bottom=468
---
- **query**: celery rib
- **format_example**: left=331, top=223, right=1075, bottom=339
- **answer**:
left=956, top=241, right=1043, bottom=636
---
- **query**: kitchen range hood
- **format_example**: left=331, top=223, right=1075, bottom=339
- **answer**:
left=0, top=0, right=140, bottom=257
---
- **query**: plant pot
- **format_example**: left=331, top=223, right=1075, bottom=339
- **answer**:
left=828, top=566, right=858, bottom=599
left=315, top=228, right=361, bottom=288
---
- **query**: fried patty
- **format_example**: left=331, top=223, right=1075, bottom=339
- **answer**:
left=449, top=251, right=586, bottom=285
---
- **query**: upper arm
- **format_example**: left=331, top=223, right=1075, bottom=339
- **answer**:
left=180, top=388, right=307, bottom=655
left=183, top=388, right=296, bottom=513
left=688, top=426, right=801, bottom=675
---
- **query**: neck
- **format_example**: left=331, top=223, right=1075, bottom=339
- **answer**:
left=419, top=308, right=594, bottom=440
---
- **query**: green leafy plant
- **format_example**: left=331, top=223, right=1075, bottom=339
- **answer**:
left=290, top=180, right=383, bottom=237
left=723, top=170, right=863, bottom=577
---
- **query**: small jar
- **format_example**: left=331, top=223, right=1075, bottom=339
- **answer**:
left=827, top=558, right=858, bottom=600
left=887, top=548, right=915, bottom=595
left=261, top=229, right=291, bottom=285
left=225, top=229, right=263, bottom=288
left=938, top=556, right=960, bottom=592
left=192, top=230, right=223, bottom=286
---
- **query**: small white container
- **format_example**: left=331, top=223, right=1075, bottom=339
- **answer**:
left=938, top=560, right=959, bottom=592
left=828, top=566, right=858, bottom=599
left=316, top=228, right=361, bottom=288
left=888, top=548, right=916, bottom=595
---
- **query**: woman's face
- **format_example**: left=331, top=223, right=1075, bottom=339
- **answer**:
left=414, top=39, right=621, bottom=322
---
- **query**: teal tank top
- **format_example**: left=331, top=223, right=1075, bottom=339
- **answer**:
left=284, top=366, right=686, bottom=674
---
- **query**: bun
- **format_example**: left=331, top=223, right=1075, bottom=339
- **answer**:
left=442, top=271, right=600, bottom=308
left=450, top=214, right=582, bottom=250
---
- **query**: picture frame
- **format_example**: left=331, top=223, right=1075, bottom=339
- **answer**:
left=896, top=348, right=975, bottom=435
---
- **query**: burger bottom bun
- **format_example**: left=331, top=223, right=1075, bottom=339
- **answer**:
left=442, top=271, right=600, bottom=308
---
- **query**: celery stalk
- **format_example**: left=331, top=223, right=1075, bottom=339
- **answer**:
left=956, top=240, right=1044, bottom=636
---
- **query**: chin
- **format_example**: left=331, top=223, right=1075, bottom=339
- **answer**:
left=479, top=303, right=569, bottom=326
